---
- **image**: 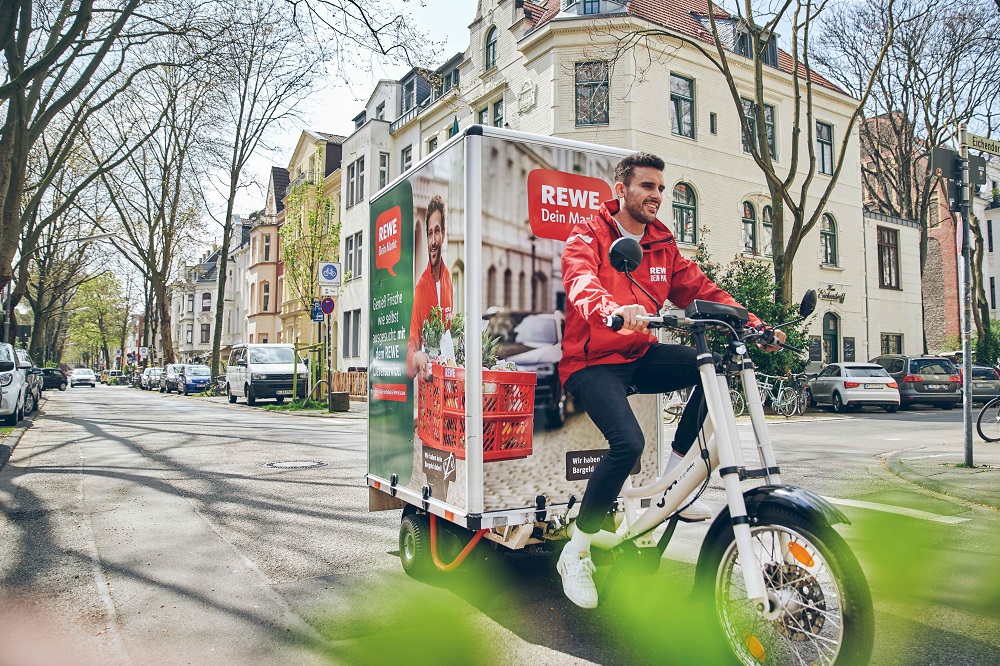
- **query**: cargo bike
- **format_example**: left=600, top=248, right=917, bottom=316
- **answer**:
left=365, top=126, right=873, bottom=666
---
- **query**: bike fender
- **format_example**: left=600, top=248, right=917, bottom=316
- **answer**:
left=694, top=485, right=849, bottom=590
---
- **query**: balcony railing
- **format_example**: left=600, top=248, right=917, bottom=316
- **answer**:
left=285, top=170, right=322, bottom=197
left=390, top=105, right=423, bottom=134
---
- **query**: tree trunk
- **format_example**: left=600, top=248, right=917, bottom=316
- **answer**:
left=211, top=191, right=235, bottom=379
left=154, top=278, right=175, bottom=365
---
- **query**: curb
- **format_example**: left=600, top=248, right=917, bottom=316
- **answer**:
left=0, top=395, right=43, bottom=473
left=884, top=450, right=1000, bottom=512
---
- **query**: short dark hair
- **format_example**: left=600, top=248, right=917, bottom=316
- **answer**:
left=614, top=152, right=665, bottom=186
left=425, top=195, right=446, bottom=233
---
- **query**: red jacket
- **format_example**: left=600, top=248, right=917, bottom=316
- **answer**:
left=560, top=200, right=761, bottom=385
left=407, top=261, right=454, bottom=379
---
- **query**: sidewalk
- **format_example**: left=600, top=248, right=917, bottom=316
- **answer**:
left=886, top=443, right=1000, bottom=511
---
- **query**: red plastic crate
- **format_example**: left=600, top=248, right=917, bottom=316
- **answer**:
left=417, top=364, right=536, bottom=462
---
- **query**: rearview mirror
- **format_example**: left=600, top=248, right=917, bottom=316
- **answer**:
left=237, top=359, right=247, bottom=366
left=608, top=237, right=643, bottom=273
left=800, top=289, right=818, bottom=317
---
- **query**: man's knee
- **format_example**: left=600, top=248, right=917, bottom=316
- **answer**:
left=609, top=431, right=645, bottom=464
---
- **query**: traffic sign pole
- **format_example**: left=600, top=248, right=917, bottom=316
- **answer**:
left=960, top=125, right=974, bottom=467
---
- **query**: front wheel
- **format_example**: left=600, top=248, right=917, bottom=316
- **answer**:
left=227, top=385, right=237, bottom=404
left=776, top=387, right=798, bottom=417
left=701, top=509, right=874, bottom=666
left=246, top=384, right=256, bottom=406
left=729, top=389, right=746, bottom=417
left=977, top=398, right=1000, bottom=441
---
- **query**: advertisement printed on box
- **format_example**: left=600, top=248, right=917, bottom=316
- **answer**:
left=369, top=131, right=666, bottom=519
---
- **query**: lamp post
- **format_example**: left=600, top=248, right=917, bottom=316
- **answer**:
left=3, top=232, right=115, bottom=344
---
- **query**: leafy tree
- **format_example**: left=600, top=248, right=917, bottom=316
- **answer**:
left=67, top=273, right=131, bottom=369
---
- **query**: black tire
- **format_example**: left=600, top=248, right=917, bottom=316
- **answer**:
left=941, top=404, right=955, bottom=410
left=977, top=398, right=1000, bottom=441
left=159, top=385, right=165, bottom=393
left=246, top=384, right=256, bottom=406
left=275, top=396, right=285, bottom=405
left=59, top=382, right=66, bottom=391
left=227, top=385, right=237, bottom=404
left=545, top=396, right=566, bottom=428
left=700, top=508, right=874, bottom=666
left=3, top=409, right=15, bottom=426
left=805, top=388, right=817, bottom=409
left=832, top=392, right=845, bottom=414
left=885, top=404, right=899, bottom=414
left=399, top=513, right=434, bottom=578
left=179, top=384, right=186, bottom=396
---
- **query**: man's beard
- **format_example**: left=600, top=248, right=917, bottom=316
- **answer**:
left=624, top=192, right=658, bottom=225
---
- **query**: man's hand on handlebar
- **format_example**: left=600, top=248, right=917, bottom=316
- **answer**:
left=610, top=304, right=650, bottom=333
left=758, top=327, right=786, bottom=352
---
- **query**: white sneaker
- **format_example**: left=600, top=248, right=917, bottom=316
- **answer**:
left=679, top=496, right=713, bottom=522
left=557, top=548, right=599, bottom=609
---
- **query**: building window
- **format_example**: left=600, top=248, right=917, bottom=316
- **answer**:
left=672, top=183, right=697, bottom=245
left=583, top=0, right=600, bottom=13
left=742, top=201, right=757, bottom=254
left=493, top=99, right=504, bottom=127
left=710, top=112, right=717, bottom=135
left=201, top=292, right=211, bottom=311
left=820, top=214, right=838, bottom=266
left=354, top=112, right=366, bottom=130
left=762, top=206, right=773, bottom=257
left=402, top=80, right=415, bottom=112
left=186, top=325, right=193, bottom=344
left=575, top=61, right=609, bottom=126
left=518, top=271, right=526, bottom=310
left=401, top=145, right=413, bottom=172
left=376, top=102, right=385, bottom=120
left=261, top=282, right=270, bottom=312
left=200, top=324, right=210, bottom=344
left=263, top=234, right=271, bottom=261
left=881, top=333, right=903, bottom=355
left=670, top=74, right=695, bottom=139
left=346, top=157, right=364, bottom=208
left=736, top=31, right=778, bottom=67
left=345, top=231, right=363, bottom=280
left=485, top=27, right=497, bottom=70
left=343, top=309, right=361, bottom=357
left=817, top=122, right=834, bottom=175
left=427, top=136, right=438, bottom=154
left=989, top=219, right=994, bottom=253
left=741, top=98, right=776, bottom=158
left=992, top=277, right=997, bottom=309
left=187, top=295, right=194, bottom=313
left=379, top=152, right=389, bottom=189
left=503, top=269, right=512, bottom=308
left=487, top=266, right=497, bottom=308
left=477, top=107, right=488, bottom=125
left=877, top=226, right=900, bottom=288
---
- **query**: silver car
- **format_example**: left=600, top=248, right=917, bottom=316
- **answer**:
left=971, top=365, right=1000, bottom=403
left=806, top=363, right=901, bottom=413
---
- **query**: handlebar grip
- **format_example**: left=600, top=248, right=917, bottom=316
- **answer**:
left=606, top=314, right=624, bottom=331
left=759, top=327, right=776, bottom=346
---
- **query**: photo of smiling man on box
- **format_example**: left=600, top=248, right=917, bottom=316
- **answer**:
left=407, top=195, right=454, bottom=380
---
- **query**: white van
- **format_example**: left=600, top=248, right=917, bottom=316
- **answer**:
left=225, top=344, right=309, bottom=405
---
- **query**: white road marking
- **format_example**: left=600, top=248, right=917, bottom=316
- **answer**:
left=821, top=496, right=971, bottom=524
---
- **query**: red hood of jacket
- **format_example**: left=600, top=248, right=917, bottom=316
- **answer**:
left=559, top=200, right=761, bottom=385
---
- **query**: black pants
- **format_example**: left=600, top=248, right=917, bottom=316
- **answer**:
left=565, top=343, right=708, bottom=534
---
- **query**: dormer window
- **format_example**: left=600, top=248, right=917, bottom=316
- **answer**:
left=485, top=27, right=497, bottom=71
left=376, top=102, right=385, bottom=119
left=402, top=80, right=415, bottom=112
left=736, top=29, right=779, bottom=67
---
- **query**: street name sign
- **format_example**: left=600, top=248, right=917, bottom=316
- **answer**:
left=318, top=262, right=341, bottom=287
left=969, top=132, right=1000, bottom=157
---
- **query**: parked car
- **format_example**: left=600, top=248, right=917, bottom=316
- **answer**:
left=70, top=368, right=96, bottom=387
left=100, top=369, right=123, bottom=384
left=226, top=344, right=307, bottom=405
left=15, top=349, right=42, bottom=414
left=488, top=310, right=570, bottom=428
left=970, top=365, right=1000, bottom=403
left=806, top=363, right=900, bottom=413
left=40, top=368, right=68, bottom=391
left=140, top=367, right=163, bottom=390
left=0, top=344, right=24, bottom=425
left=160, top=364, right=186, bottom=393
left=177, top=364, right=210, bottom=395
left=870, top=354, right=962, bottom=409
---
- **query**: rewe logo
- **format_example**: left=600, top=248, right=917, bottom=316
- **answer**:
left=375, top=206, right=402, bottom=276
left=527, top=169, right=613, bottom=241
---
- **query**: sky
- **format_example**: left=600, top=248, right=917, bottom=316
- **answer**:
left=218, top=1, right=478, bottom=229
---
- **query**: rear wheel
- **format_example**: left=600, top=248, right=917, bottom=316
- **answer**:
left=701, top=509, right=874, bottom=666
left=275, top=396, right=285, bottom=405
left=977, top=398, right=1000, bottom=441
left=59, top=382, right=66, bottom=391
left=885, top=404, right=899, bottom=414
left=805, top=388, right=817, bottom=409
left=399, top=513, right=434, bottom=579
left=941, top=404, right=955, bottom=410
left=227, top=385, right=237, bottom=404
left=776, top=387, right=798, bottom=417
left=545, top=395, right=567, bottom=428
left=832, top=392, right=845, bottom=414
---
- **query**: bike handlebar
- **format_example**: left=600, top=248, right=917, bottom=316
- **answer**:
left=605, top=311, right=806, bottom=355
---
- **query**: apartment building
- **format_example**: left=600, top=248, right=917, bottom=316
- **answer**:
left=168, top=248, right=220, bottom=363
left=246, top=167, right=286, bottom=345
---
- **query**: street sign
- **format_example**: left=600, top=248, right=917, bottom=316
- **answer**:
left=970, top=154, right=988, bottom=188
left=931, top=146, right=959, bottom=182
left=320, top=286, right=338, bottom=296
left=139, top=346, right=148, bottom=358
left=318, top=262, right=341, bottom=287
left=311, top=301, right=324, bottom=322
left=321, top=297, right=335, bottom=315
left=114, top=349, right=122, bottom=357
left=969, top=132, right=1000, bottom=157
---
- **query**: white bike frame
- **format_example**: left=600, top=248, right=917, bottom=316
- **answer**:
left=591, top=311, right=783, bottom=611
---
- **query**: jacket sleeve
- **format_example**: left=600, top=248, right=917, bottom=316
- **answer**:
left=562, top=230, right=623, bottom=329
left=667, top=251, right=764, bottom=329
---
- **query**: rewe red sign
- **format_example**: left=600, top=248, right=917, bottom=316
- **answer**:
left=527, top=169, right=613, bottom=241
left=375, top=206, right=402, bottom=276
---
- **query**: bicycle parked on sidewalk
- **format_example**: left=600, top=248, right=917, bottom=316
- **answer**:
left=976, top=397, right=1000, bottom=441
left=755, top=372, right=799, bottom=417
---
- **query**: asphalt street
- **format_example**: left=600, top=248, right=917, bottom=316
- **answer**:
left=1, top=386, right=998, bottom=665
